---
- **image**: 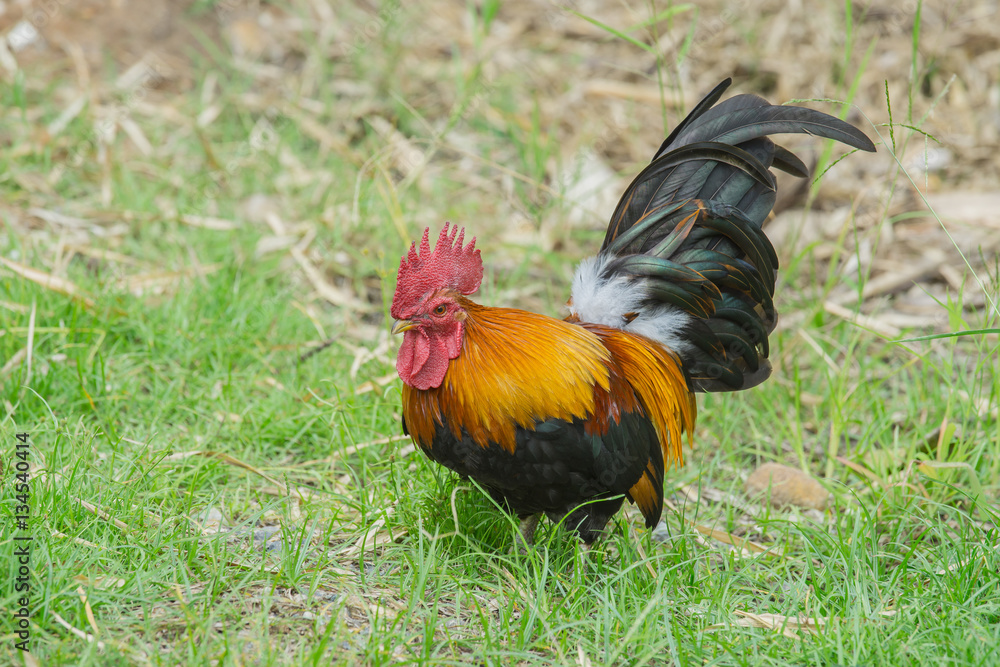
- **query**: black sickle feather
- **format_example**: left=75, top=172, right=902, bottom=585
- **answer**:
left=598, top=79, right=875, bottom=392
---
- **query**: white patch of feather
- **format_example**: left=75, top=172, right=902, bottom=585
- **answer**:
left=569, top=254, right=693, bottom=354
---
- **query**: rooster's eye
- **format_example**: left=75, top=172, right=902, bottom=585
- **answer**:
left=433, top=304, right=447, bottom=316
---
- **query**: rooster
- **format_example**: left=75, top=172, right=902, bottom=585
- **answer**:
left=390, top=78, right=874, bottom=547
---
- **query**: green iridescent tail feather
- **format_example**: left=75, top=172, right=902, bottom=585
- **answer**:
left=600, top=79, right=875, bottom=392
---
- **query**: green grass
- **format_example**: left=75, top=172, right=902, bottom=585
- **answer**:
left=2, top=0, right=999, bottom=665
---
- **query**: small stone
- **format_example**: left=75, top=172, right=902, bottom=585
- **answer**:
left=194, top=507, right=226, bottom=533
left=744, top=463, right=830, bottom=511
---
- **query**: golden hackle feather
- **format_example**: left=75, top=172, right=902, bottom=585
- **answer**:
left=402, top=298, right=612, bottom=453
left=404, top=297, right=696, bottom=455
left=590, top=326, right=697, bottom=464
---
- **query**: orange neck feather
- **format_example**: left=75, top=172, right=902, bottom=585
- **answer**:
left=401, top=300, right=696, bottom=469
left=402, top=299, right=611, bottom=453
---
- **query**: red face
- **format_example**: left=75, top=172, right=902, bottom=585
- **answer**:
left=391, top=291, right=468, bottom=390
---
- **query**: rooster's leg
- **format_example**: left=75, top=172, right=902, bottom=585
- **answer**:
left=516, top=514, right=541, bottom=550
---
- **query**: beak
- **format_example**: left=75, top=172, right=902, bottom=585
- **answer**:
left=391, top=319, right=416, bottom=335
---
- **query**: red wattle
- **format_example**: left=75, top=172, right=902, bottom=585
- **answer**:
left=397, top=329, right=452, bottom=390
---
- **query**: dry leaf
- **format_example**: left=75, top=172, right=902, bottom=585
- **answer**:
left=179, top=214, right=240, bottom=230
left=0, top=257, right=95, bottom=307
left=731, top=610, right=825, bottom=638
left=687, top=520, right=781, bottom=558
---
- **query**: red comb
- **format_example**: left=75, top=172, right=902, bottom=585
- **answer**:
left=391, top=223, right=482, bottom=317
